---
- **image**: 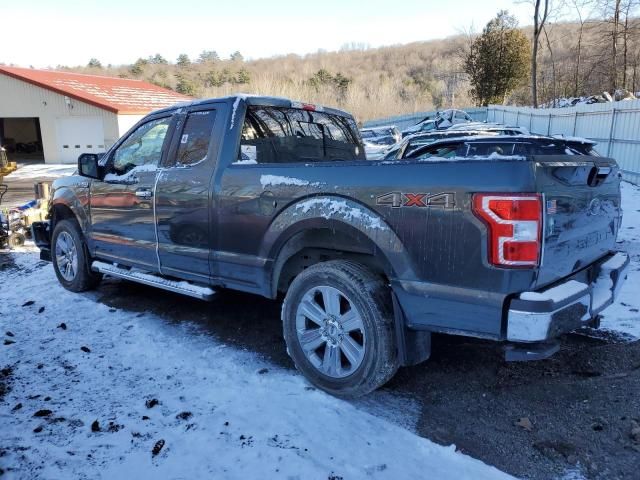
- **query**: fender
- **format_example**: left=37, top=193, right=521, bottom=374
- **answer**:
left=261, top=195, right=418, bottom=286
left=50, top=176, right=91, bottom=233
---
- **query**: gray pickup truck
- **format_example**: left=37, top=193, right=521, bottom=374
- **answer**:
left=32, top=95, right=629, bottom=397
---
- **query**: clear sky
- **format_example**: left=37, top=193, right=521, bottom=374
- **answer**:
left=1, top=0, right=537, bottom=67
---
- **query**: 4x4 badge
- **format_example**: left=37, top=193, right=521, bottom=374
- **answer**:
left=376, top=192, right=455, bottom=209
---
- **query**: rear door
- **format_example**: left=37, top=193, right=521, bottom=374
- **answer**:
left=155, top=104, right=224, bottom=283
left=89, top=115, right=174, bottom=269
left=534, top=155, right=621, bottom=287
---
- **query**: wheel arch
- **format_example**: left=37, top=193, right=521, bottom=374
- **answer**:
left=262, top=195, right=415, bottom=298
left=49, top=185, right=90, bottom=239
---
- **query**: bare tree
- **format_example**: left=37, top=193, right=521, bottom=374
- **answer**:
left=570, top=0, right=597, bottom=96
left=542, top=25, right=557, bottom=106
left=621, top=0, right=640, bottom=89
left=531, top=0, right=551, bottom=107
left=611, top=0, right=622, bottom=91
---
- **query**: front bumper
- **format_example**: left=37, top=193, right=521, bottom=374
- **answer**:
left=31, top=220, right=52, bottom=261
left=507, top=252, right=630, bottom=342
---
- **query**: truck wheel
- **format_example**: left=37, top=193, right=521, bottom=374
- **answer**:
left=282, top=260, right=399, bottom=398
left=52, top=219, right=102, bottom=292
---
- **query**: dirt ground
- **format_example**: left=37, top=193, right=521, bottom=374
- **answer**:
left=54, top=273, right=637, bottom=480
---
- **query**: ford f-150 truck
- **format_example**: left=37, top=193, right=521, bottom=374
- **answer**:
left=31, top=95, right=629, bottom=397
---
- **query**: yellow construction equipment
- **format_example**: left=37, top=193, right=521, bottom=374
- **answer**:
left=0, top=147, right=17, bottom=175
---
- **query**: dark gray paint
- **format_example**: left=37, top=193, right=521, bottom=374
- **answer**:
left=45, top=95, right=623, bottom=342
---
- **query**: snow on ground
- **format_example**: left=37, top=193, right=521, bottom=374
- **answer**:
left=0, top=255, right=511, bottom=479
left=5, top=164, right=77, bottom=180
left=599, top=181, right=640, bottom=338
left=1, top=182, right=639, bottom=479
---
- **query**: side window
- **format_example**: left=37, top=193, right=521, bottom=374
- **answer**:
left=175, top=110, right=217, bottom=166
left=237, top=106, right=363, bottom=164
left=112, top=117, right=171, bottom=173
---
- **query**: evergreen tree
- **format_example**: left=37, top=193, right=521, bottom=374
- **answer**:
left=235, top=68, right=251, bottom=84
left=198, top=50, right=220, bottom=63
left=87, top=58, right=102, bottom=68
left=464, top=11, right=531, bottom=106
left=149, top=54, right=168, bottom=65
left=175, top=74, right=198, bottom=96
left=176, top=54, right=191, bottom=67
left=129, top=58, right=148, bottom=76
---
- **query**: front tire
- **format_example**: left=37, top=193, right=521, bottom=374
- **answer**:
left=282, top=260, right=398, bottom=398
left=52, top=219, right=102, bottom=292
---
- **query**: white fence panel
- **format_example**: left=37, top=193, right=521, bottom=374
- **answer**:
left=488, top=100, right=640, bottom=184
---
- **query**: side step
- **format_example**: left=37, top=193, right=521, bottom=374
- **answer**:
left=92, top=261, right=215, bottom=300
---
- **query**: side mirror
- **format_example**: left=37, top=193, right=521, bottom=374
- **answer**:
left=78, top=153, right=103, bottom=180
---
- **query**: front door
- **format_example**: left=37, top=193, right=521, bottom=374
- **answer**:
left=89, top=115, right=174, bottom=269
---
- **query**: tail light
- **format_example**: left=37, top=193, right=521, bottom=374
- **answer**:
left=472, top=194, right=542, bottom=268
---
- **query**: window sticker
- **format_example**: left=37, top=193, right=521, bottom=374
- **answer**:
left=240, top=145, right=257, bottom=161
left=181, top=134, right=189, bottom=144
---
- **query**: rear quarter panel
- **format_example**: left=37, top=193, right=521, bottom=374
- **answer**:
left=219, top=159, right=540, bottom=295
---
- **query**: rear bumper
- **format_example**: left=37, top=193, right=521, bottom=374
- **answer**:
left=506, top=252, right=629, bottom=342
left=31, top=220, right=52, bottom=262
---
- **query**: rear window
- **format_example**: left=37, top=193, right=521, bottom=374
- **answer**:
left=238, top=106, right=364, bottom=164
left=565, top=142, right=600, bottom=156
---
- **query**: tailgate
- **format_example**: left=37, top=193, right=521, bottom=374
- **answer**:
left=533, top=155, right=622, bottom=288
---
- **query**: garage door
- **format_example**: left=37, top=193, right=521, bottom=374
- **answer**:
left=55, top=116, right=106, bottom=163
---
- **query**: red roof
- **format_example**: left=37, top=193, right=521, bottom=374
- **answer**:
left=0, top=66, right=191, bottom=114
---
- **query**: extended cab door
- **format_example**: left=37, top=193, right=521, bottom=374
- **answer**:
left=89, top=115, right=174, bottom=269
left=155, top=104, right=225, bottom=283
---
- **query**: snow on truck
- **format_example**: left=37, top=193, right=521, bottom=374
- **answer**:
left=31, top=95, right=629, bottom=397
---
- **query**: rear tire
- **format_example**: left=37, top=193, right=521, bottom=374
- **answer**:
left=282, top=260, right=398, bottom=398
left=52, top=219, right=102, bottom=292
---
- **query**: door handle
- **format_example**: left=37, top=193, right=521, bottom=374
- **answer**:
left=135, top=189, right=153, bottom=199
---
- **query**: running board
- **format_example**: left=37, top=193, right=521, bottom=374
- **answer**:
left=92, top=261, right=215, bottom=300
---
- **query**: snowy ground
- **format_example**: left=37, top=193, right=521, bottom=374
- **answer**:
left=0, top=264, right=509, bottom=478
left=599, top=182, right=640, bottom=338
left=3, top=163, right=77, bottom=181
left=1, top=182, right=639, bottom=479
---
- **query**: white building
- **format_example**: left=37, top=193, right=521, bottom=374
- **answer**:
left=0, top=66, right=189, bottom=164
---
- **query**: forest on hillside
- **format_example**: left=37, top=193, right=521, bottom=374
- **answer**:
left=23, top=1, right=640, bottom=121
